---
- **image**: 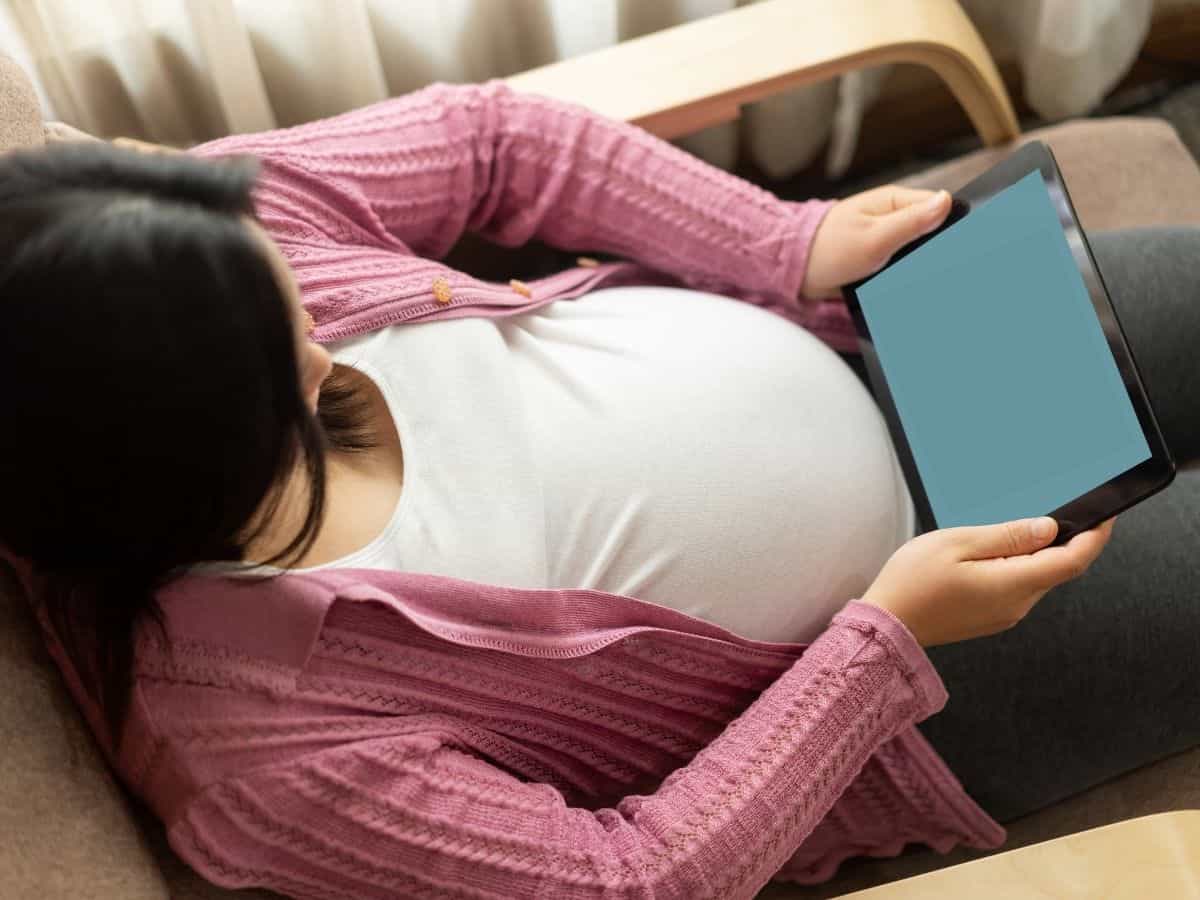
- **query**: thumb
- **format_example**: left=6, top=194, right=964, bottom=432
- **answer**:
left=954, top=516, right=1059, bottom=561
left=871, top=190, right=951, bottom=261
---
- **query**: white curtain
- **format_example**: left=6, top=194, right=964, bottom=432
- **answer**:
left=1, top=0, right=1194, bottom=179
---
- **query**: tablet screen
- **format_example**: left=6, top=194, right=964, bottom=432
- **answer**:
left=856, top=170, right=1151, bottom=528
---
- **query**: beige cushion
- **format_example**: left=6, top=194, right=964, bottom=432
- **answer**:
left=898, top=117, right=1200, bottom=233
left=0, top=565, right=167, bottom=899
left=0, top=55, right=43, bottom=153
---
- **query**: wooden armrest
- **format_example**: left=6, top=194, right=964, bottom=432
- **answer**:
left=837, top=810, right=1200, bottom=898
left=506, top=0, right=1019, bottom=146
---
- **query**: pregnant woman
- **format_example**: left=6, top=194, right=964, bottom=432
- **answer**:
left=1, top=82, right=1196, bottom=898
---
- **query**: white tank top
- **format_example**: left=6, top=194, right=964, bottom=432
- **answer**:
left=316, top=286, right=915, bottom=643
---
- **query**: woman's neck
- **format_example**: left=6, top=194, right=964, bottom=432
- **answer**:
left=243, top=370, right=404, bottom=569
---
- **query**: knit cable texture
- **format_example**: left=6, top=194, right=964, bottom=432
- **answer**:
left=112, top=582, right=1004, bottom=900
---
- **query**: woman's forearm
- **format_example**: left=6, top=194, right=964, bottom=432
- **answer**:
left=191, top=81, right=834, bottom=311
left=172, top=601, right=944, bottom=899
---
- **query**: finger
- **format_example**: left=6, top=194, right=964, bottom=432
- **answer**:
left=854, top=185, right=946, bottom=215
left=949, top=516, right=1059, bottom=561
left=113, top=137, right=179, bottom=156
left=113, top=137, right=151, bottom=153
left=866, top=190, right=951, bottom=262
left=990, top=519, right=1115, bottom=591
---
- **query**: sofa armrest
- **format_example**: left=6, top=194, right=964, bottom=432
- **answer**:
left=505, top=0, right=1019, bottom=145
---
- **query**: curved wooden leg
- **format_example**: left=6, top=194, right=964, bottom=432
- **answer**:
left=507, top=0, right=1021, bottom=148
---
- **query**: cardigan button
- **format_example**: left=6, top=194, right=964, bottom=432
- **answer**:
left=432, top=276, right=452, bottom=305
left=576, top=256, right=600, bottom=268
left=509, top=279, right=533, bottom=298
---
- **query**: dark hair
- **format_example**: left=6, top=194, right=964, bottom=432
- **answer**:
left=0, top=142, right=370, bottom=749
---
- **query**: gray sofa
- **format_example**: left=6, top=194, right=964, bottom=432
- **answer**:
left=2, top=51, right=1200, bottom=900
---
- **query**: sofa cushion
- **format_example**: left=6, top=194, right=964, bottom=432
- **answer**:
left=899, top=117, right=1200, bottom=233
left=0, top=55, right=43, bottom=152
left=0, top=565, right=168, bottom=899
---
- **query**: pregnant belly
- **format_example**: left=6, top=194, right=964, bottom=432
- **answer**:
left=505, top=286, right=915, bottom=644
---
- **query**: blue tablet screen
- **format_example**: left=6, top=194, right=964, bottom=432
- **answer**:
left=856, top=170, right=1151, bottom=528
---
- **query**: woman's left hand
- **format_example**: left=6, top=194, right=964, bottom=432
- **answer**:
left=801, top=186, right=953, bottom=300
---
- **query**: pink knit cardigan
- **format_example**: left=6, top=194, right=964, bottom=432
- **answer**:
left=37, top=81, right=1005, bottom=899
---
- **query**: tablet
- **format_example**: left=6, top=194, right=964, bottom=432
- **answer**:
left=842, top=142, right=1175, bottom=547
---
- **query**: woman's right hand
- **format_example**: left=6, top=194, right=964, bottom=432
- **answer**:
left=861, top=515, right=1116, bottom=647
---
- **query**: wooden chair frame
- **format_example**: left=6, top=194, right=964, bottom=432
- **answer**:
left=506, top=0, right=1018, bottom=145
left=191, top=0, right=1018, bottom=146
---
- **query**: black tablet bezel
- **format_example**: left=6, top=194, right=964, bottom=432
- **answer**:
left=841, top=141, right=1175, bottom=546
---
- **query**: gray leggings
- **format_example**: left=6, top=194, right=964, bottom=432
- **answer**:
left=843, top=227, right=1200, bottom=823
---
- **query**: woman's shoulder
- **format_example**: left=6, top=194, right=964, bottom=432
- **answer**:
left=144, top=567, right=806, bottom=688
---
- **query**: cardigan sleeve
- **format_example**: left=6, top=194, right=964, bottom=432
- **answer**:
left=189, top=81, right=835, bottom=313
left=167, top=602, right=946, bottom=900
